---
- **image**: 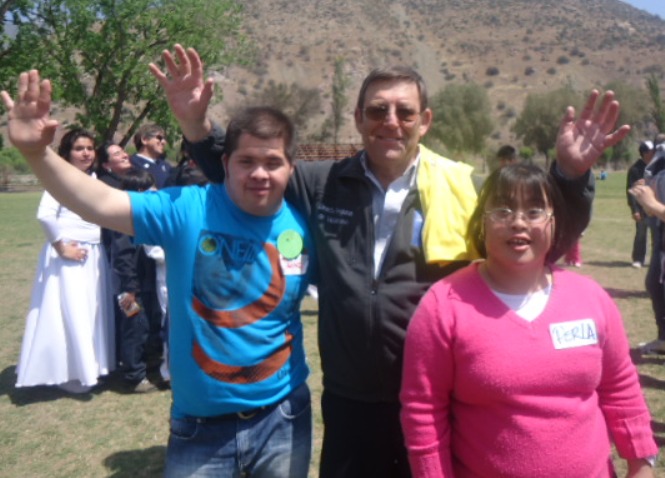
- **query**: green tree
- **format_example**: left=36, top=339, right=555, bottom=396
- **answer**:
left=0, top=147, right=29, bottom=173
left=513, top=85, right=582, bottom=168
left=519, top=146, right=534, bottom=162
left=1, top=0, right=248, bottom=145
left=647, top=74, right=665, bottom=133
left=424, top=82, right=493, bottom=156
left=331, top=57, right=350, bottom=145
left=0, top=0, right=20, bottom=65
left=603, top=80, right=649, bottom=168
left=238, top=82, right=321, bottom=132
left=310, top=117, right=333, bottom=143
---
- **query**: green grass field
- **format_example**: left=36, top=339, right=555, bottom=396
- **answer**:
left=0, top=172, right=663, bottom=477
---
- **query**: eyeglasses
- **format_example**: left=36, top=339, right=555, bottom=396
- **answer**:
left=484, top=207, right=552, bottom=225
left=363, top=105, right=420, bottom=123
left=153, top=135, right=166, bottom=142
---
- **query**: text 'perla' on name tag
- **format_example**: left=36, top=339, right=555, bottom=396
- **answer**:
left=549, top=319, right=598, bottom=350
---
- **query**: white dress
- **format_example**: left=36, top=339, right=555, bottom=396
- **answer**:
left=16, top=190, right=115, bottom=388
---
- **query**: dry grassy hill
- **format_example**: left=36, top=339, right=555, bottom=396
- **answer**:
left=206, top=0, right=665, bottom=153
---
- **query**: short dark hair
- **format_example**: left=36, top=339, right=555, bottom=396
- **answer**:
left=225, top=107, right=296, bottom=163
left=96, top=141, right=115, bottom=166
left=356, top=66, right=428, bottom=113
left=120, top=168, right=156, bottom=192
left=57, top=128, right=96, bottom=172
left=133, top=124, right=165, bottom=151
left=496, top=145, right=517, bottom=161
left=467, top=163, right=572, bottom=263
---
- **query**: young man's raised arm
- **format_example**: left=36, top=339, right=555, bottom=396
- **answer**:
left=2, top=70, right=133, bottom=235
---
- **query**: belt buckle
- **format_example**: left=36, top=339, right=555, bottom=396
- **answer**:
left=237, top=409, right=259, bottom=420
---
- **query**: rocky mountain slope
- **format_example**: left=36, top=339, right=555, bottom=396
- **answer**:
left=208, top=0, right=665, bottom=149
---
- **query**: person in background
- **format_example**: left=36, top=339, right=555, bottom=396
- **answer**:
left=495, top=144, right=519, bottom=169
left=129, top=168, right=172, bottom=384
left=2, top=70, right=315, bottom=477
left=157, top=44, right=628, bottom=478
left=130, top=125, right=172, bottom=361
left=97, top=141, right=134, bottom=189
left=638, top=134, right=665, bottom=355
left=16, top=128, right=114, bottom=394
left=627, top=141, right=654, bottom=268
left=97, top=141, right=140, bottom=368
left=130, top=123, right=172, bottom=188
left=108, top=168, right=161, bottom=393
left=164, top=141, right=208, bottom=187
left=402, top=163, right=658, bottom=478
left=144, top=239, right=170, bottom=384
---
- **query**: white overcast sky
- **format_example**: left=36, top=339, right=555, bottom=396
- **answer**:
left=620, top=0, right=665, bottom=18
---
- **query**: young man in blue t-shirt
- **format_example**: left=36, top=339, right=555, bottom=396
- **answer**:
left=2, top=71, right=315, bottom=478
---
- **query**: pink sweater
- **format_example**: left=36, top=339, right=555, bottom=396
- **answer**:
left=400, top=263, right=657, bottom=478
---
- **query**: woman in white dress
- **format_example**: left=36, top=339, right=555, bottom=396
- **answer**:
left=17, top=129, right=115, bottom=394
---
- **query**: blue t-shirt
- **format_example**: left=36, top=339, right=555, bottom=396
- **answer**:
left=130, top=184, right=313, bottom=418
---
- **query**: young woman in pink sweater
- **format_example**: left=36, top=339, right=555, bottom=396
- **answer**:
left=400, top=163, right=658, bottom=478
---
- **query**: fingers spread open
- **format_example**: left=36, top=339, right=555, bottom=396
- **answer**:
left=26, top=70, right=41, bottom=101
left=0, top=90, right=14, bottom=110
left=578, top=89, right=599, bottom=123
left=604, top=124, right=632, bottom=148
left=148, top=63, right=169, bottom=87
left=173, top=44, right=191, bottom=77
left=17, top=71, right=29, bottom=98
left=187, top=47, right=203, bottom=78
left=37, top=79, right=52, bottom=114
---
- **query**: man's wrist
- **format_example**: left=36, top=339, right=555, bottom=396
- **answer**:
left=181, top=117, right=212, bottom=143
left=554, top=161, right=586, bottom=180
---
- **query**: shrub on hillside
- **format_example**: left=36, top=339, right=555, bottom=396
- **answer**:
left=0, top=148, right=30, bottom=174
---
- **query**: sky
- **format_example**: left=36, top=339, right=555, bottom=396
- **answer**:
left=620, top=0, right=665, bottom=19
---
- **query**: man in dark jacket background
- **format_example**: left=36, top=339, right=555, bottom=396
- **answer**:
left=130, top=124, right=172, bottom=188
left=627, top=140, right=654, bottom=268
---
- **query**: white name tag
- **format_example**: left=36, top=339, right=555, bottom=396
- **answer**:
left=280, top=254, right=309, bottom=276
left=549, top=319, right=598, bottom=350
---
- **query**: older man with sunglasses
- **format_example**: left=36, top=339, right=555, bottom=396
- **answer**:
left=130, top=123, right=172, bottom=188
left=154, top=45, right=630, bottom=478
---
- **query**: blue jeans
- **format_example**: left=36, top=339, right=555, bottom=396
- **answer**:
left=164, top=383, right=312, bottom=478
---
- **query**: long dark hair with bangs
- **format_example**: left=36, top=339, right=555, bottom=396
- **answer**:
left=467, top=163, right=574, bottom=264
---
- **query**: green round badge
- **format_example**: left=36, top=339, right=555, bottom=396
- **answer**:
left=277, top=230, right=303, bottom=259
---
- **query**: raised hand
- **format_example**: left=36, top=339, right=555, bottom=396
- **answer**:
left=1, top=70, right=59, bottom=156
left=555, top=90, right=631, bottom=178
left=149, top=44, right=214, bottom=140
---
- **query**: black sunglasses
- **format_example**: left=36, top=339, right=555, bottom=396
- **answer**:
left=363, top=105, right=420, bottom=123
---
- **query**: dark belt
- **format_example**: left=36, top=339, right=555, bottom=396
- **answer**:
left=190, top=404, right=273, bottom=424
